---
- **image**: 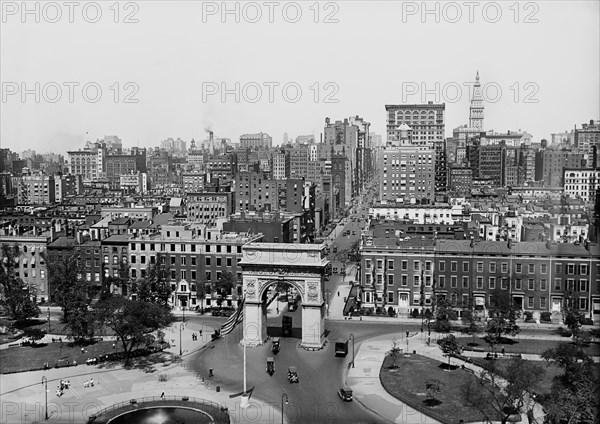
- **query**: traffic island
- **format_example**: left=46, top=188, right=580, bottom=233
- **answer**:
left=379, top=353, right=502, bottom=423
left=87, top=395, right=230, bottom=423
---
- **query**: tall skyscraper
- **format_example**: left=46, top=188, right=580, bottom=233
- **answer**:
left=469, top=71, right=485, bottom=131
left=385, top=102, right=445, bottom=146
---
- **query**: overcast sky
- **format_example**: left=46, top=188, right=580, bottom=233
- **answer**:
left=1, top=0, right=598, bottom=154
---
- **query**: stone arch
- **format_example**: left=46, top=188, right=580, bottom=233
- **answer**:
left=257, top=279, right=305, bottom=305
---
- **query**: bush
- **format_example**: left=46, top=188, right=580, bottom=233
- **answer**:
left=424, top=309, right=433, bottom=320
left=375, top=307, right=383, bottom=315
left=540, top=312, right=552, bottom=322
left=411, top=308, right=420, bottom=318
left=158, top=374, right=168, bottom=382
left=388, top=306, right=395, bottom=317
left=579, top=317, right=594, bottom=326
left=524, top=311, right=534, bottom=321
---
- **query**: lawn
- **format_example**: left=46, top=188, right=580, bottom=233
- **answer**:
left=456, top=336, right=600, bottom=357
left=0, top=339, right=119, bottom=374
left=380, top=353, right=502, bottom=423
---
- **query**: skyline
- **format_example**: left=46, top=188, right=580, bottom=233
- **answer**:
left=1, top=1, right=599, bottom=154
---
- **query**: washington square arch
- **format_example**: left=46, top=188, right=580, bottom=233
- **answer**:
left=239, top=242, right=331, bottom=349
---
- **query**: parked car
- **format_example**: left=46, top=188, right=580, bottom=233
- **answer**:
left=338, top=387, right=353, bottom=401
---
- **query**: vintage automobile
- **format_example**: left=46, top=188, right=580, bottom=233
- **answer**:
left=266, top=357, right=274, bottom=376
left=338, top=386, right=353, bottom=402
left=272, top=338, right=280, bottom=354
left=287, top=366, right=299, bottom=383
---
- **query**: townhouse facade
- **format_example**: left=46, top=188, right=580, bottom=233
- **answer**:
left=360, top=238, right=599, bottom=320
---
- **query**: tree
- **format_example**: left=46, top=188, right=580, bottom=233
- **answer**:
left=45, top=251, right=90, bottom=322
left=0, top=244, right=40, bottom=320
left=486, top=290, right=520, bottom=351
left=434, top=297, right=457, bottom=333
left=102, top=260, right=130, bottom=300
left=425, top=379, right=443, bottom=406
left=461, top=357, right=545, bottom=424
left=214, top=271, right=236, bottom=307
left=139, top=253, right=171, bottom=306
left=541, top=343, right=599, bottom=424
left=462, top=303, right=484, bottom=345
left=389, top=340, right=401, bottom=369
left=93, top=296, right=173, bottom=364
left=64, top=306, right=96, bottom=341
left=438, top=334, right=461, bottom=368
left=23, top=328, right=46, bottom=345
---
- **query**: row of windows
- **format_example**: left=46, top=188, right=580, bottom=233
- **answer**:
left=366, top=273, right=591, bottom=293
left=365, top=259, right=591, bottom=275
left=130, top=243, right=242, bottom=254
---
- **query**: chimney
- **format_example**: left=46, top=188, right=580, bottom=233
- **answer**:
left=507, top=238, right=512, bottom=249
left=50, top=226, right=55, bottom=242
left=76, top=230, right=82, bottom=245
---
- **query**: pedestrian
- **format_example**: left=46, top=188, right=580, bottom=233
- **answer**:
left=90, top=378, right=94, bottom=387
left=208, top=368, right=213, bottom=377
left=276, top=307, right=279, bottom=314
left=161, top=392, right=165, bottom=400
left=84, top=381, right=88, bottom=388
left=66, top=380, right=70, bottom=389
left=501, top=347, right=505, bottom=355
left=81, top=347, right=85, bottom=354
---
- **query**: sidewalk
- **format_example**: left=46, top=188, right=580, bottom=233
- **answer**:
left=0, top=321, right=284, bottom=424
left=347, top=333, right=546, bottom=424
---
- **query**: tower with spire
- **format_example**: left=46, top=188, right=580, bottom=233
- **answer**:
left=469, top=71, right=485, bottom=131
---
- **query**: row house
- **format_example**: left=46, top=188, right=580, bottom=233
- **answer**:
left=360, top=238, right=599, bottom=321
left=127, top=225, right=263, bottom=310
left=0, top=231, right=50, bottom=303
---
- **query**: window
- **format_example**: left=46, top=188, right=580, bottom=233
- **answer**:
left=438, top=275, right=445, bottom=288
left=476, top=276, right=483, bottom=289
left=104, top=255, right=109, bottom=264
left=477, top=262, right=483, bottom=273
left=425, top=261, right=431, bottom=271
left=451, top=261, right=457, bottom=272
left=130, top=255, right=136, bottom=264
left=540, top=279, right=547, bottom=291
left=181, top=271, right=187, bottom=280
left=206, top=257, right=211, bottom=266
left=130, top=243, right=136, bottom=250
left=141, top=256, right=146, bottom=264
left=180, top=284, right=187, bottom=292
left=413, top=261, right=420, bottom=271
left=191, top=245, right=196, bottom=252
left=40, top=270, right=45, bottom=279
left=462, top=294, right=469, bottom=307
left=541, top=263, right=547, bottom=274
left=516, top=263, right=522, bottom=273
left=170, top=257, right=176, bottom=265
left=451, top=276, right=457, bottom=288
left=554, top=278, right=561, bottom=290
left=489, top=277, right=496, bottom=289
left=191, top=271, right=196, bottom=281
left=181, top=257, right=186, bottom=266
left=377, top=260, right=383, bottom=269
left=540, top=297, right=547, bottom=308
left=170, top=244, right=176, bottom=252
left=170, top=270, right=176, bottom=280
left=216, top=245, right=222, bottom=253
left=528, top=279, right=534, bottom=291
left=566, top=279, right=574, bottom=291
left=515, top=278, right=522, bottom=290
left=528, top=264, right=535, bottom=274
left=365, top=274, right=372, bottom=285
left=401, top=275, right=408, bottom=286
left=206, top=245, right=211, bottom=253
left=388, top=275, right=394, bottom=285
left=206, top=272, right=211, bottom=281
left=387, top=292, right=394, bottom=303
left=580, top=264, right=588, bottom=275
left=555, top=263, right=562, bottom=274
left=376, top=274, right=383, bottom=285
left=140, top=244, right=145, bottom=251
left=462, top=276, right=469, bottom=288
left=501, top=263, right=508, bottom=273
left=528, top=297, right=534, bottom=308
left=131, top=269, right=137, bottom=278
left=463, top=262, right=469, bottom=272
left=216, top=271, right=221, bottom=280
left=413, top=275, right=420, bottom=287
left=227, top=258, right=232, bottom=267
left=388, top=260, right=394, bottom=270
left=567, top=264, right=575, bottom=275
left=579, top=279, right=587, bottom=292
left=489, top=262, right=496, bottom=273
left=425, top=276, right=432, bottom=287
left=217, top=257, right=222, bottom=266
left=439, top=261, right=445, bottom=272
left=150, top=256, right=156, bottom=264
left=150, top=244, right=155, bottom=251
left=579, top=298, right=588, bottom=310
left=501, top=278, right=508, bottom=290
left=191, top=257, right=196, bottom=266
left=401, top=260, right=408, bottom=270
left=113, top=256, right=118, bottom=265
left=365, top=259, right=372, bottom=269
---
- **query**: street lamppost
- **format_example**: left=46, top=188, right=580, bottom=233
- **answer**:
left=326, top=291, right=330, bottom=316
left=179, top=323, right=184, bottom=356
left=41, top=376, right=48, bottom=420
left=46, top=307, right=50, bottom=334
left=281, top=393, right=288, bottom=424
left=349, top=333, right=355, bottom=368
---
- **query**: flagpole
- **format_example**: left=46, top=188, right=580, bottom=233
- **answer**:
left=243, top=340, right=247, bottom=395
left=240, top=296, right=249, bottom=409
